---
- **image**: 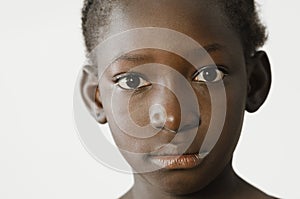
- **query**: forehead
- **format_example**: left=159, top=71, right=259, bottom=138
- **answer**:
left=103, top=0, right=240, bottom=47
left=92, top=0, right=245, bottom=73
left=121, top=0, right=223, bottom=29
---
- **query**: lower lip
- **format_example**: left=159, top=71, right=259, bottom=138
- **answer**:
left=149, top=154, right=204, bottom=170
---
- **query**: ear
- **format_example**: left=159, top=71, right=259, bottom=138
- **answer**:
left=246, top=51, right=272, bottom=113
left=80, top=65, right=107, bottom=124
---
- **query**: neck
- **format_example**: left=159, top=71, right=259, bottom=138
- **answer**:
left=130, top=162, right=240, bottom=199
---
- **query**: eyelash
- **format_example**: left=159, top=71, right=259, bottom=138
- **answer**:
left=192, top=65, right=228, bottom=83
left=113, top=72, right=151, bottom=90
left=113, top=65, right=228, bottom=90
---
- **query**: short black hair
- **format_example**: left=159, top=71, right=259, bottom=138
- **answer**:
left=82, top=0, right=267, bottom=57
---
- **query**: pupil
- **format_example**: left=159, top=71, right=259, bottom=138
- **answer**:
left=203, top=68, right=217, bottom=82
left=126, top=75, right=140, bottom=88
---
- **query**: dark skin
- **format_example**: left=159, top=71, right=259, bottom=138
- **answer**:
left=81, top=1, right=273, bottom=198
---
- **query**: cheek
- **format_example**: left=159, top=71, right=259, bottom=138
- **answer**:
left=128, top=91, right=151, bottom=127
left=191, top=84, right=212, bottom=141
left=100, top=87, right=153, bottom=153
left=225, top=69, right=248, bottom=130
left=192, top=72, right=247, bottom=158
left=210, top=72, right=248, bottom=158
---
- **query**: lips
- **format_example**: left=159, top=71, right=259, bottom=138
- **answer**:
left=149, top=153, right=206, bottom=169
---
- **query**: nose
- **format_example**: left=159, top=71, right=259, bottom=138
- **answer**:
left=149, top=87, right=200, bottom=133
left=149, top=103, right=180, bottom=133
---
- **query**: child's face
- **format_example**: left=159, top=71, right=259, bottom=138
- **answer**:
left=89, top=0, right=262, bottom=195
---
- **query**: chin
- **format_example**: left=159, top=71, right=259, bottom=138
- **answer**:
left=144, top=167, right=211, bottom=195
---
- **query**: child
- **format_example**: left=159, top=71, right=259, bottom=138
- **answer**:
left=79, top=0, right=276, bottom=198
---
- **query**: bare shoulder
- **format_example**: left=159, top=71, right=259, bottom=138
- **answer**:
left=235, top=179, right=279, bottom=199
left=118, top=189, right=133, bottom=199
left=246, top=189, right=279, bottom=199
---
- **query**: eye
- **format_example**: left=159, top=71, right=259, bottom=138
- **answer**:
left=193, top=65, right=226, bottom=83
left=115, top=73, right=151, bottom=90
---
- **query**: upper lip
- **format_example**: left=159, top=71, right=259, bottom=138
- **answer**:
left=149, top=121, right=202, bottom=156
left=149, top=144, right=200, bottom=156
left=162, top=120, right=201, bottom=134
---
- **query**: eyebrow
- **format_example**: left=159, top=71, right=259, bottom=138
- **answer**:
left=115, top=53, right=154, bottom=63
left=203, top=43, right=226, bottom=53
left=114, top=43, right=225, bottom=63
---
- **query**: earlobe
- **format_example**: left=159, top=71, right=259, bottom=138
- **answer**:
left=246, top=51, right=272, bottom=113
left=80, top=65, right=107, bottom=124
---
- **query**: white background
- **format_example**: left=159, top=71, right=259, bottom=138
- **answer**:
left=0, top=0, right=299, bottom=198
